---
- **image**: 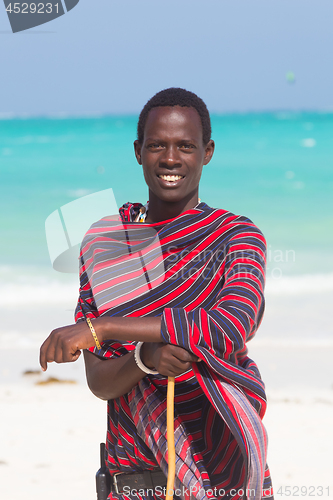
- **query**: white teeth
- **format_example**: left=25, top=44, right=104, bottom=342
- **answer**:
left=159, top=175, right=183, bottom=181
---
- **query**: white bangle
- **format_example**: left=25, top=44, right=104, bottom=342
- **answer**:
left=134, top=342, right=159, bottom=375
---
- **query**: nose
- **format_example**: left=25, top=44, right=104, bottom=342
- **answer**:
left=160, top=144, right=182, bottom=168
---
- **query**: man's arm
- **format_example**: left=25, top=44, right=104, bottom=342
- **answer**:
left=83, top=342, right=199, bottom=400
left=83, top=349, right=145, bottom=400
left=39, top=316, right=163, bottom=371
left=39, top=314, right=200, bottom=397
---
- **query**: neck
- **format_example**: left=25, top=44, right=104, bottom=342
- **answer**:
left=145, top=191, right=200, bottom=223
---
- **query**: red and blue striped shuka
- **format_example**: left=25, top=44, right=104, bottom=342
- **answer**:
left=75, top=202, right=273, bottom=500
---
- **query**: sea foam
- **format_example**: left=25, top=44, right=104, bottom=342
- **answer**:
left=265, top=273, right=333, bottom=295
left=2, top=269, right=333, bottom=305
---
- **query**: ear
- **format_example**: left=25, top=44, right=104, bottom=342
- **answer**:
left=134, top=140, right=142, bottom=165
left=203, top=140, right=215, bottom=165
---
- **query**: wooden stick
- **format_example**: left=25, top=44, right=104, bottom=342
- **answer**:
left=166, top=376, right=176, bottom=500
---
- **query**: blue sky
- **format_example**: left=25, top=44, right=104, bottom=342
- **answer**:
left=1, top=0, right=333, bottom=115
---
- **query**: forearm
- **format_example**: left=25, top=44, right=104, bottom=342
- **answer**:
left=96, top=316, right=163, bottom=344
left=39, top=315, right=196, bottom=373
left=83, top=341, right=199, bottom=400
left=83, top=349, right=147, bottom=400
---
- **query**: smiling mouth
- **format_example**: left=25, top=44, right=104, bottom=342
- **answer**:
left=158, top=174, right=184, bottom=182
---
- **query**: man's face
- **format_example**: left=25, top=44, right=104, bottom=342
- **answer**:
left=134, top=106, right=214, bottom=206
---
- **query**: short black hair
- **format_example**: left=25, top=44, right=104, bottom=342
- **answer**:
left=137, top=87, right=211, bottom=145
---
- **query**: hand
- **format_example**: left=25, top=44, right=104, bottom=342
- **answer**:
left=141, top=343, right=201, bottom=377
left=39, top=320, right=98, bottom=371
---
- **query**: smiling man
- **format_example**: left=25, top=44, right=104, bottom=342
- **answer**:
left=134, top=104, right=214, bottom=221
left=40, top=88, right=273, bottom=500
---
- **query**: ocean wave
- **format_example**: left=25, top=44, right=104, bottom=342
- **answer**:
left=66, top=188, right=92, bottom=198
left=1, top=333, right=332, bottom=350
left=0, top=266, right=78, bottom=305
left=1, top=269, right=333, bottom=305
left=252, top=338, right=333, bottom=347
left=0, top=281, right=78, bottom=306
left=0, top=112, right=17, bottom=120
left=10, top=135, right=51, bottom=145
left=265, top=273, right=333, bottom=295
left=300, top=137, right=316, bottom=148
left=0, top=331, right=48, bottom=349
left=0, top=112, right=111, bottom=121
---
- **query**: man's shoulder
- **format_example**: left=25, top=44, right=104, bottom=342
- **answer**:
left=80, top=214, right=123, bottom=252
left=200, top=203, right=263, bottom=233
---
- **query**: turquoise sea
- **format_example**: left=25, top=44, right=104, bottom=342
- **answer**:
left=1, top=113, right=333, bottom=348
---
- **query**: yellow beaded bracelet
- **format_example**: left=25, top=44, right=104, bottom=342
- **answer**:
left=86, top=317, right=102, bottom=350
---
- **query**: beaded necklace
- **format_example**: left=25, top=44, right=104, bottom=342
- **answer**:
left=134, top=203, right=149, bottom=223
left=134, top=200, right=201, bottom=223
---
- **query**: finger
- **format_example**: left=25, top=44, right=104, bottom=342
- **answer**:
left=167, top=345, right=200, bottom=363
left=39, top=333, right=52, bottom=372
left=61, top=338, right=81, bottom=363
left=44, top=331, right=60, bottom=366
left=168, top=357, right=192, bottom=373
left=175, top=350, right=198, bottom=363
left=54, top=334, right=64, bottom=364
left=40, top=336, right=52, bottom=371
left=70, top=350, right=81, bottom=362
left=186, top=353, right=201, bottom=361
left=160, top=363, right=192, bottom=377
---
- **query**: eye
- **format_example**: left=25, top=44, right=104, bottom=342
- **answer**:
left=147, top=143, right=164, bottom=150
left=180, top=143, right=195, bottom=150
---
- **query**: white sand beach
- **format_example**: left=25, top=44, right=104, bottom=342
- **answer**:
left=1, top=285, right=333, bottom=500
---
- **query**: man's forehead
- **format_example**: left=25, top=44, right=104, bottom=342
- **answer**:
left=144, top=105, right=203, bottom=137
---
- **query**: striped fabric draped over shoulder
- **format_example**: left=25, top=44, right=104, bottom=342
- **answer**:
left=75, top=202, right=273, bottom=500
